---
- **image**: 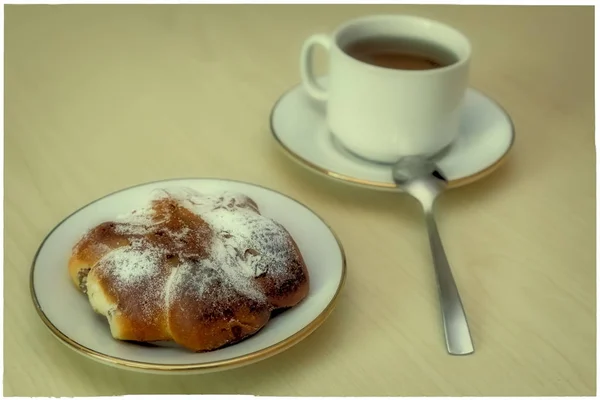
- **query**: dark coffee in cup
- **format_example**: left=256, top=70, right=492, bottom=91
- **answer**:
left=343, top=36, right=458, bottom=71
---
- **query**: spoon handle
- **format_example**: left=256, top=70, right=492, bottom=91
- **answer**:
left=424, top=210, right=475, bottom=356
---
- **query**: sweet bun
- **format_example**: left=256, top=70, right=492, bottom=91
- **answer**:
left=68, top=187, right=309, bottom=352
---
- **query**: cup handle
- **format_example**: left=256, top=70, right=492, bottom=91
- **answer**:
left=300, top=34, right=331, bottom=101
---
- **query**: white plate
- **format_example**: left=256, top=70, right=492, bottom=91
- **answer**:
left=30, top=178, right=346, bottom=374
left=270, top=78, right=515, bottom=190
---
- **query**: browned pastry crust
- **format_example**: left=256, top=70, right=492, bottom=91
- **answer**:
left=68, top=188, right=309, bottom=352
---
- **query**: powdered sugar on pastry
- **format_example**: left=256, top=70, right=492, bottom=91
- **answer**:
left=69, top=186, right=309, bottom=351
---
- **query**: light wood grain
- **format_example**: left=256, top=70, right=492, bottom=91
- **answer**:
left=4, top=4, right=595, bottom=397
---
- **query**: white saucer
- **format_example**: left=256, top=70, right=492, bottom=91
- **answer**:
left=30, top=179, right=346, bottom=374
left=270, top=78, right=515, bottom=190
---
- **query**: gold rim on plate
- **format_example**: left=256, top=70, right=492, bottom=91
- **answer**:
left=30, top=178, right=347, bottom=373
left=269, top=84, right=516, bottom=190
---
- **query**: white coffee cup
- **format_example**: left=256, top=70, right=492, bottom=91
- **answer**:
left=300, top=15, right=471, bottom=164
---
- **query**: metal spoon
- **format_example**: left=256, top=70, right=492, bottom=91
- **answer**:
left=392, top=156, right=474, bottom=356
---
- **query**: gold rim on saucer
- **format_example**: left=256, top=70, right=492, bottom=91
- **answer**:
left=269, top=83, right=516, bottom=190
left=30, top=178, right=347, bottom=373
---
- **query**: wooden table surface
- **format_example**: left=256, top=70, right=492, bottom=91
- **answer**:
left=5, top=4, right=595, bottom=397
